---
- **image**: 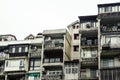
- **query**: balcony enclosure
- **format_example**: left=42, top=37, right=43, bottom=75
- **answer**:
left=29, top=58, right=41, bottom=71
left=81, top=37, right=98, bottom=47
left=79, top=15, right=98, bottom=37
left=80, top=69, right=98, bottom=79
left=101, top=59, right=114, bottom=69
left=42, top=66, right=63, bottom=80
left=65, top=62, right=79, bottom=80
left=81, top=48, right=98, bottom=67
left=101, top=35, right=120, bottom=56
left=43, top=50, right=63, bottom=63
left=101, top=68, right=120, bottom=80
left=4, top=59, right=25, bottom=72
left=44, top=36, right=64, bottom=50
left=9, top=45, right=29, bottom=57
left=98, top=3, right=120, bottom=14
left=29, top=45, right=42, bottom=58
left=101, top=23, right=120, bottom=34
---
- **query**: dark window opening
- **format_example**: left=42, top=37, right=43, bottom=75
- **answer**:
left=74, top=34, right=79, bottom=40
left=73, top=46, right=79, bottom=51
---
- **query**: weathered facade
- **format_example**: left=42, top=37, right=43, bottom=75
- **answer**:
left=0, top=2, right=120, bottom=80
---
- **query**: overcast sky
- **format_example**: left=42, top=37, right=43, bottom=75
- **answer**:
left=0, top=0, right=119, bottom=40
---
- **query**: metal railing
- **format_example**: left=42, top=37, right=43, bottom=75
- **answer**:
left=29, top=49, right=41, bottom=58
left=44, top=39, right=64, bottom=50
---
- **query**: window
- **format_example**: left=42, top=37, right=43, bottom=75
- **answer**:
left=74, top=34, right=79, bottom=40
left=72, top=68, right=78, bottom=73
left=73, top=25, right=75, bottom=29
left=87, top=40, right=92, bottom=45
left=50, top=58, right=54, bottom=63
left=29, top=59, right=40, bottom=71
left=55, top=58, right=60, bottom=62
left=15, top=46, right=19, bottom=53
left=81, top=70, right=86, bottom=78
left=105, top=36, right=111, bottom=44
left=19, top=47, right=22, bottom=53
left=101, top=59, right=114, bottom=68
left=66, top=68, right=71, bottom=74
left=76, top=25, right=79, bottom=29
left=91, top=69, right=97, bottom=78
left=9, top=45, right=28, bottom=53
left=6, top=61, right=8, bottom=67
left=5, top=60, right=24, bottom=68
left=44, top=59, right=49, bottom=63
left=73, top=46, right=79, bottom=51
left=65, top=63, right=78, bottom=74
left=112, top=6, right=118, bottom=12
left=81, top=49, right=97, bottom=58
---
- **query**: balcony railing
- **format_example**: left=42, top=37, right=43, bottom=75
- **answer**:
left=81, top=74, right=98, bottom=79
left=101, top=26, right=120, bottom=34
left=81, top=39, right=98, bottom=47
left=29, top=49, right=42, bottom=58
left=42, top=71, right=63, bottom=80
left=44, top=39, right=64, bottom=50
left=44, top=58, right=63, bottom=63
left=80, top=27, right=98, bottom=33
left=81, top=70, right=98, bottom=79
left=81, top=58, right=98, bottom=66
left=42, top=75, right=63, bottom=80
left=102, top=43, right=120, bottom=49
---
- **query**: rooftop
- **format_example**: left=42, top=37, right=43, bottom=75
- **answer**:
left=78, top=15, right=97, bottom=22
left=98, top=2, right=120, bottom=7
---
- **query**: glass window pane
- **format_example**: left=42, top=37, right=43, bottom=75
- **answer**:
left=34, top=60, right=40, bottom=66
left=30, top=60, right=33, bottom=66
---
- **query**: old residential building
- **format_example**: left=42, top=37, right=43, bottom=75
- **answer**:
left=42, top=29, right=71, bottom=80
left=0, top=2, right=120, bottom=80
left=79, top=15, right=98, bottom=80
left=98, top=2, right=120, bottom=80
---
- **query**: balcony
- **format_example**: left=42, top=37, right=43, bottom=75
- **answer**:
left=81, top=58, right=98, bottom=67
left=44, top=39, right=64, bottom=50
left=80, top=71, right=98, bottom=80
left=80, top=27, right=98, bottom=36
left=42, top=75, right=63, bottom=80
left=101, top=68, right=120, bottom=80
left=102, top=42, right=120, bottom=57
left=29, top=49, right=41, bottom=58
left=98, top=12, right=120, bottom=20
left=101, top=25, right=120, bottom=34
left=101, top=48, right=120, bottom=57
left=42, top=71, right=63, bottom=80
left=81, top=76, right=98, bottom=80
left=81, top=39, right=98, bottom=48
left=43, top=58, right=63, bottom=66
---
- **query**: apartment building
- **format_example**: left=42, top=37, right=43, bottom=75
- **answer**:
left=41, top=29, right=71, bottom=80
left=66, top=21, right=80, bottom=80
left=67, top=2, right=120, bottom=80
left=0, top=2, right=120, bottom=80
left=98, top=2, right=120, bottom=80
left=0, top=34, right=43, bottom=80
left=79, top=15, right=98, bottom=80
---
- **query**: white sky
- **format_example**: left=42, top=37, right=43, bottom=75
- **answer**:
left=0, top=0, right=119, bottom=40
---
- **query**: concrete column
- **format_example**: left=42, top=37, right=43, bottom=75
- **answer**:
left=97, top=18, right=101, bottom=80
left=5, top=74, right=8, bottom=80
left=40, top=36, right=45, bottom=80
